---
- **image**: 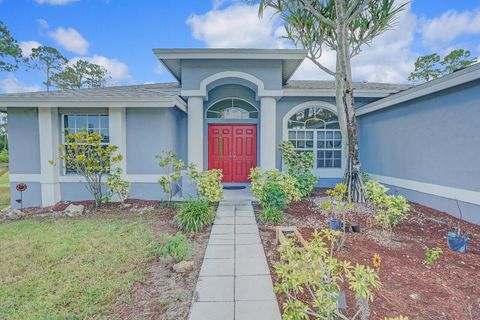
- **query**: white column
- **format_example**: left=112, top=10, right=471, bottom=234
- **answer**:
left=260, top=97, right=277, bottom=170
left=187, top=96, right=204, bottom=170
left=109, top=107, right=127, bottom=173
left=38, top=107, right=61, bottom=206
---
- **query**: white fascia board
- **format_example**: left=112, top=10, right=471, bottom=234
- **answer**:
left=0, top=96, right=187, bottom=111
left=357, top=64, right=480, bottom=116
left=153, top=48, right=308, bottom=60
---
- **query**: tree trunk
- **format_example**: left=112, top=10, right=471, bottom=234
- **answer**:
left=334, top=0, right=367, bottom=203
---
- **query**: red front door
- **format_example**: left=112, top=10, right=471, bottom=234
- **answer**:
left=208, top=124, right=257, bottom=183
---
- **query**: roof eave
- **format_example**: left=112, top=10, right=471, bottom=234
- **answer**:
left=153, top=48, right=308, bottom=84
left=357, top=63, right=480, bottom=116
left=0, top=96, right=187, bottom=112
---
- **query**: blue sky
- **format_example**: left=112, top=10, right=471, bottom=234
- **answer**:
left=0, top=0, right=479, bottom=92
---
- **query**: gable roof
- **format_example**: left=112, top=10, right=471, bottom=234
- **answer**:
left=153, top=48, right=307, bottom=84
left=0, top=83, right=185, bottom=111
left=283, top=80, right=411, bottom=97
left=357, top=62, right=480, bottom=116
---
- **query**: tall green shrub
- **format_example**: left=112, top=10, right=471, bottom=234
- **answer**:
left=365, top=179, right=410, bottom=232
left=188, top=164, right=223, bottom=202
left=250, top=168, right=301, bottom=222
left=156, top=151, right=185, bottom=203
left=279, top=141, right=317, bottom=197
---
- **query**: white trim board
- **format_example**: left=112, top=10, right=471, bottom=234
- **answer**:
left=357, top=63, right=480, bottom=116
left=368, top=173, right=480, bottom=206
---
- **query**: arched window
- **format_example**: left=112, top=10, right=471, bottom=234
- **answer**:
left=207, top=98, right=258, bottom=119
left=287, top=107, right=342, bottom=169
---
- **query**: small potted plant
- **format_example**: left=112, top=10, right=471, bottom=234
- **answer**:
left=321, top=200, right=343, bottom=230
left=447, top=200, right=469, bottom=253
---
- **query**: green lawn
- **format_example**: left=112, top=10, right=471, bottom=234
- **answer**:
left=0, top=218, right=160, bottom=319
left=0, top=170, right=9, bottom=209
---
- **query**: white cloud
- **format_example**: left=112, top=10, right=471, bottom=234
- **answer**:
left=0, top=74, right=40, bottom=94
left=19, top=41, right=41, bottom=57
left=187, top=3, right=289, bottom=49
left=72, top=55, right=132, bottom=85
left=349, top=2, right=417, bottom=83
left=37, top=19, right=49, bottom=30
left=48, top=27, right=90, bottom=55
left=421, top=9, right=480, bottom=48
left=35, top=0, right=78, bottom=5
left=188, top=1, right=416, bottom=83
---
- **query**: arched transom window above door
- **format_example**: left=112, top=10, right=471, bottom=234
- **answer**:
left=287, top=106, right=342, bottom=169
left=206, top=98, right=258, bottom=119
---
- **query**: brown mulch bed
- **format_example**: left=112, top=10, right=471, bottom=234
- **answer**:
left=11, top=199, right=210, bottom=320
left=256, top=189, right=480, bottom=320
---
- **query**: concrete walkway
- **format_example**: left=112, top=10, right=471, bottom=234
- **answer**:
left=189, top=200, right=281, bottom=320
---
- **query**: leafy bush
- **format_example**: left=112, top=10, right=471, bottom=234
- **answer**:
left=0, top=148, right=8, bottom=163
left=56, top=131, right=123, bottom=207
left=275, top=229, right=381, bottom=320
left=158, top=232, right=192, bottom=263
left=260, top=206, right=284, bottom=223
left=322, top=183, right=353, bottom=249
left=424, top=246, right=442, bottom=265
left=188, top=164, right=223, bottom=202
left=156, top=151, right=185, bottom=202
left=365, top=179, right=410, bottom=232
left=250, top=168, right=301, bottom=210
left=279, top=141, right=317, bottom=197
left=176, top=199, right=215, bottom=233
left=104, top=167, right=131, bottom=205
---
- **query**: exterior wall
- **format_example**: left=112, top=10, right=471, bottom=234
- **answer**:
left=126, top=107, right=187, bottom=174
left=8, top=107, right=42, bottom=208
left=358, top=79, right=480, bottom=223
left=7, top=107, right=41, bottom=174
left=181, top=59, right=283, bottom=91
left=9, top=182, right=42, bottom=208
left=60, top=182, right=168, bottom=201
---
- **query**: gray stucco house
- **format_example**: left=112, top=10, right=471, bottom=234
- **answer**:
left=0, top=48, right=479, bottom=223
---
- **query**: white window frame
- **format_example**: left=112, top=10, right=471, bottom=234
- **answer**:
left=60, top=112, right=109, bottom=175
left=282, top=101, right=345, bottom=178
left=205, top=97, right=259, bottom=119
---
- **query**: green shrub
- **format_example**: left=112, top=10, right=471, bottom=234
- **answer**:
left=0, top=149, right=8, bottom=163
left=104, top=167, right=131, bottom=205
left=279, top=141, right=317, bottom=197
left=260, top=206, right=285, bottom=223
left=275, top=230, right=381, bottom=319
left=424, top=246, right=442, bottom=265
left=158, top=232, right=192, bottom=263
left=188, top=164, right=223, bottom=202
left=156, top=151, right=185, bottom=202
left=365, top=179, right=410, bottom=232
left=250, top=168, right=301, bottom=210
left=176, top=199, right=215, bottom=232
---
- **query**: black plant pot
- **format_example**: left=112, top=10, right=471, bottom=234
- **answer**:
left=343, top=223, right=351, bottom=233
left=351, top=224, right=361, bottom=233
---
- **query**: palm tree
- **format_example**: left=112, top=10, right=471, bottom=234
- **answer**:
left=257, top=0, right=406, bottom=202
